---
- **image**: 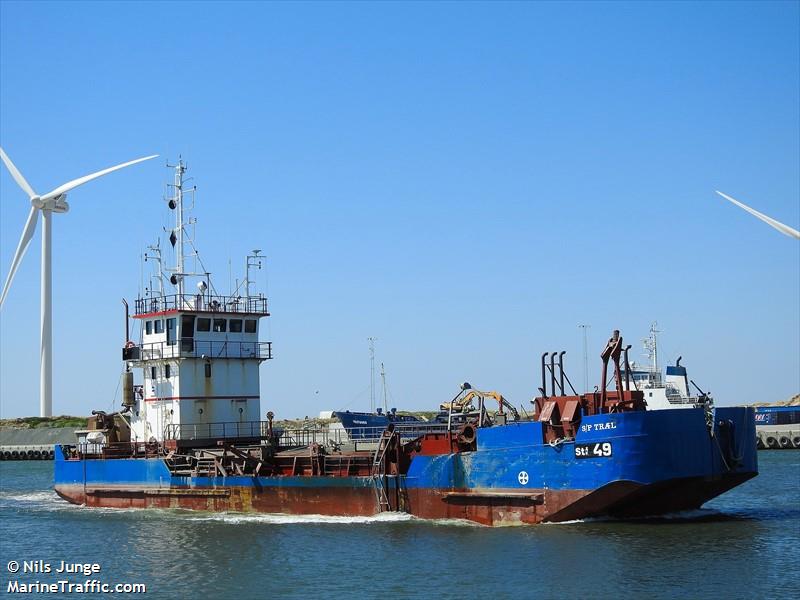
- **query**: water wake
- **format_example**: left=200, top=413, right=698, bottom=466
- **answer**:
left=183, top=511, right=416, bottom=525
left=1, top=489, right=487, bottom=527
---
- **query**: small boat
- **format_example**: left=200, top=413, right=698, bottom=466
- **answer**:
left=333, top=409, right=427, bottom=440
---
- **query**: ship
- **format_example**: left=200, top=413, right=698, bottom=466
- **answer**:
left=54, top=161, right=758, bottom=526
left=754, top=405, right=800, bottom=449
left=617, top=323, right=712, bottom=411
left=333, top=409, right=426, bottom=440
left=333, top=354, right=429, bottom=440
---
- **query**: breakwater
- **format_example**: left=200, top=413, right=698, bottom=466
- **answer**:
left=756, top=425, right=800, bottom=449
left=0, top=427, right=78, bottom=461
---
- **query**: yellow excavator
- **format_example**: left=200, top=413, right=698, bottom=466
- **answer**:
left=439, top=383, right=521, bottom=422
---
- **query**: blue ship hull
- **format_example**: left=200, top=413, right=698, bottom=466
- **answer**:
left=54, top=406, right=757, bottom=525
left=333, top=411, right=427, bottom=440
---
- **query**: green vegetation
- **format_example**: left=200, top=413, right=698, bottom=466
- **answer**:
left=0, top=415, right=88, bottom=429
left=397, top=411, right=439, bottom=421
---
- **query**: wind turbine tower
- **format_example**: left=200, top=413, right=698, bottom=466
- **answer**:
left=0, top=149, right=158, bottom=417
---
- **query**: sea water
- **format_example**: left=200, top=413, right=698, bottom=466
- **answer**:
left=1, top=452, right=797, bottom=599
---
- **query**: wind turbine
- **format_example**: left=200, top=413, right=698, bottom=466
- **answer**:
left=0, top=148, right=158, bottom=417
left=715, top=191, right=800, bottom=240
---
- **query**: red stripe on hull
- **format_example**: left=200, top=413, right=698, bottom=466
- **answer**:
left=143, top=395, right=259, bottom=403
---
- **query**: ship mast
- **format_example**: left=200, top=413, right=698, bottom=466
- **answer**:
left=368, top=337, right=376, bottom=412
left=167, top=158, right=187, bottom=296
left=144, top=241, right=164, bottom=297
left=579, top=324, right=590, bottom=393
left=380, top=362, right=388, bottom=413
left=245, top=250, right=262, bottom=304
left=644, top=322, right=660, bottom=373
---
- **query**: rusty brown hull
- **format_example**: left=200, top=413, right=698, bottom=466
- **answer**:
left=55, top=483, right=380, bottom=516
left=54, top=473, right=750, bottom=527
left=55, top=483, right=583, bottom=525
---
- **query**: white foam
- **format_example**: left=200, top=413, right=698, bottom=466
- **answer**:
left=0, top=489, right=493, bottom=527
left=430, top=519, right=482, bottom=527
left=183, top=511, right=417, bottom=525
left=0, top=490, right=61, bottom=503
left=0, top=491, right=425, bottom=524
left=541, top=519, right=586, bottom=525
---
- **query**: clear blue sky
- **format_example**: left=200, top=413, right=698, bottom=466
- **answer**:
left=1, top=1, right=798, bottom=418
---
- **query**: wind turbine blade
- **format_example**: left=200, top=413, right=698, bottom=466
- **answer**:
left=716, top=191, right=800, bottom=240
left=0, top=206, right=40, bottom=308
left=40, top=154, right=159, bottom=201
left=0, top=147, right=37, bottom=198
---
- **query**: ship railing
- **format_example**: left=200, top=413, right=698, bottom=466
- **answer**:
left=277, top=422, right=449, bottom=447
left=134, top=294, right=269, bottom=316
left=277, top=427, right=353, bottom=447
left=123, top=340, right=273, bottom=361
left=70, top=441, right=162, bottom=459
left=164, top=421, right=270, bottom=442
left=163, top=421, right=450, bottom=446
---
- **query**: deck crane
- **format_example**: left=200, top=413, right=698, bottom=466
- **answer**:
left=440, top=384, right=521, bottom=423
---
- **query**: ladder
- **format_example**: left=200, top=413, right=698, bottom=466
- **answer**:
left=371, top=430, right=396, bottom=512
left=190, top=452, right=226, bottom=477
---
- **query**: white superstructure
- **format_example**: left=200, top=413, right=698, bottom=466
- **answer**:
left=122, top=160, right=272, bottom=443
left=622, top=323, right=710, bottom=410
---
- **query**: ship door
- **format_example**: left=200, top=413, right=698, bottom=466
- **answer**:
left=181, top=315, right=195, bottom=353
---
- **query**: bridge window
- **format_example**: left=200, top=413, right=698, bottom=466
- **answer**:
left=197, top=317, right=211, bottom=332
left=150, top=366, right=157, bottom=380
left=205, top=363, right=212, bottom=378
left=165, top=364, right=171, bottom=379
left=230, top=319, right=243, bottom=333
left=213, top=318, right=227, bottom=333
left=145, top=321, right=152, bottom=335
left=245, top=320, right=257, bottom=333
left=154, top=320, right=164, bottom=334
left=166, top=318, right=176, bottom=345
left=181, top=315, right=195, bottom=337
